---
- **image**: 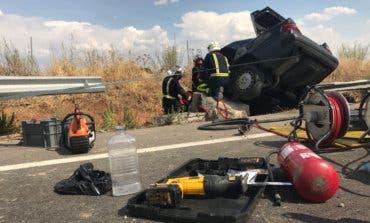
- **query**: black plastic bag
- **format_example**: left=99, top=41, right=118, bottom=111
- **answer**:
left=54, top=162, right=111, bottom=196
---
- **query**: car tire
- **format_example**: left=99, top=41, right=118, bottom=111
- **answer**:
left=231, top=65, right=264, bottom=102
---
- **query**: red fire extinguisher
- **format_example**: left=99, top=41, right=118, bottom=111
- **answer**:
left=278, top=142, right=339, bottom=202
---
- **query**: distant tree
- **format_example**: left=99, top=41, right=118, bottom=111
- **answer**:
left=0, top=39, right=39, bottom=76
left=157, top=43, right=184, bottom=72
left=338, top=42, right=369, bottom=61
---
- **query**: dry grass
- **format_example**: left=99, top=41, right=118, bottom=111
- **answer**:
left=0, top=46, right=194, bottom=129
left=325, top=42, right=369, bottom=82
left=0, top=41, right=369, bottom=130
left=324, top=52, right=370, bottom=103
left=0, top=59, right=165, bottom=129
left=324, top=58, right=370, bottom=82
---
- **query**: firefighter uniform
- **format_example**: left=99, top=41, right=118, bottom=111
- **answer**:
left=204, top=51, right=230, bottom=100
left=162, top=73, right=189, bottom=114
left=192, top=64, right=209, bottom=94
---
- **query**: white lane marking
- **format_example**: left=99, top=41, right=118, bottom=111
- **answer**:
left=0, top=153, right=109, bottom=172
left=0, top=132, right=274, bottom=172
left=137, top=132, right=274, bottom=153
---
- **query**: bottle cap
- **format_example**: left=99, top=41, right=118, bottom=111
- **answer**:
left=115, top=125, right=125, bottom=131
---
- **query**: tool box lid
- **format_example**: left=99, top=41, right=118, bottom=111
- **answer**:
left=124, top=157, right=268, bottom=223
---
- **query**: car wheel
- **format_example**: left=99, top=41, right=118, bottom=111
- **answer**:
left=231, top=65, right=264, bottom=102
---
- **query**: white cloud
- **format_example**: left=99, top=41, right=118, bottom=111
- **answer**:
left=296, top=6, right=370, bottom=55
left=0, top=10, right=3, bottom=16
left=298, top=23, right=370, bottom=56
left=154, top=0, right=179, bottom=6
left=175, top=11, right=255, bottom=53
left=300, top=24, right=345, bottom=50
left=0, top=7, right=367, bottom=65
left=0, top=11, right=169, bottom=64
left=303, top=6, right=357, bottom=22
left=367, top=19, right=370, bottom=24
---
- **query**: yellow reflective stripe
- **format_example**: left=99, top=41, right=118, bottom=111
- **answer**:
left=163, top=95, right=176, bottom=99
left=212, top=53, right=220, bottom=74
left=164, top=77, right=176, bottom=99
left=196, top=83, right=209, bottom=93
left=210, top=73, right=229, bottom=77
left=166, top=77, right=173, bottom=95
left=225, top=57, right=230, bottom=70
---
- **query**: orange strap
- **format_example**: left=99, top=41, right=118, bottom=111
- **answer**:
left=216, top=100, right=228, bottom=119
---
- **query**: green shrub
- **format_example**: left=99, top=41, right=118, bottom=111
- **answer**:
left=0, top=111, right=16, bottom=135
left=164, top=109, right=185, bottom=125
left=102, top=109, right=116, bottom=130
left=122, top=108, right=137, bottom=129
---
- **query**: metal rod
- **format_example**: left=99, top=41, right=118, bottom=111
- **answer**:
left=248, top=182, right=292, bottom=186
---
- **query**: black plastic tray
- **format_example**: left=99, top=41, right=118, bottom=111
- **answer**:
left=126, top=157, right=268, bottom=223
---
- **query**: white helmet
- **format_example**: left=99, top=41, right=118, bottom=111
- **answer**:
left=173, top=66, right=184, bottom=76
left=166, top=69, right=173, bottom=76
left=167, top=66, right=184, bottom=76
left=207, top=41, right=220, bottom=52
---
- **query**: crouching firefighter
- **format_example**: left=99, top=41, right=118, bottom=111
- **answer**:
left=204, top=41, right=230, bottom=101
left=162, top=66, right=191, bottom=114
left=192, top=55, right=209, bottom=94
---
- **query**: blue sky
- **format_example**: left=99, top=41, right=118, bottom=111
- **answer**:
left=1, top=0, right=369, bottom=33
left=0, top=0, right=369, bottom=63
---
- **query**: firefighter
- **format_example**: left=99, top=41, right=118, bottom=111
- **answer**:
left=162, top=66, right=190, bottom=114
left=204, top=41, right=230, bottom=101
left=192, top=54, right=209, bottom=94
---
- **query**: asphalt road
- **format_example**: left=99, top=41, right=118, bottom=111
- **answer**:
left=0, top=121, right=369, bottom=223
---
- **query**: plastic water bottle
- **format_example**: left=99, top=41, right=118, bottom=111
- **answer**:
left=360, top=162, right=369, bottom=173
left=108, top=126, right=141, bottom=196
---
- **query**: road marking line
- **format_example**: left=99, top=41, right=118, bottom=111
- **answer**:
left=0, top=132, right=274, bottom=172
left=137, top=132, right=274, bottom=153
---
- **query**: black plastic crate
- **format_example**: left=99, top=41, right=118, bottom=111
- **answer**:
left=22, top=118, right=62, bottom=148
left=125, top=157, right=268, bottom=223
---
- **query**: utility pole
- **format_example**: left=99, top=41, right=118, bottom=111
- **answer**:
left=30, top=37, right=33, bottom=58
left=186, top=40, right=190, bottom=65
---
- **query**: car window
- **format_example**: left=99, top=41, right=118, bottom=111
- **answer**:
left=251, top=7, right=285, bottom=35
left=254, top=12, right=283, bottom=30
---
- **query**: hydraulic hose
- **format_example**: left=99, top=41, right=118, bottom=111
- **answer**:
left=198, top=118, right=250, bottom=130
left=323, top=95, right=344, bottom=145
left=216, top=100, right=229, bottom=119
left=197, top=116, right=296, bottom=131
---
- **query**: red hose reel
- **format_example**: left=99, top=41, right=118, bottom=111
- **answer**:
left=302, top=89, right=350, bottom=147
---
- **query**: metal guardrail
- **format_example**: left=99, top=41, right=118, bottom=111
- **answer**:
left=317, top=79, right=370, bottom=92
left=0, top=76, right=105, bottom=100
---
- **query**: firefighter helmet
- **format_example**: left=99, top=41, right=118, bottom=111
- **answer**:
left=167, top=66, right=184, bottom=76
left=173, top=66, right=184, bottom=76
left=207, top=41, right=220, bottom=52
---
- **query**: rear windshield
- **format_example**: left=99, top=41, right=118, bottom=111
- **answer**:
left=254, top=12, right=283, bottom=30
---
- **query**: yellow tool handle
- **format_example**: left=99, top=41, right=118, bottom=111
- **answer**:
left=163, top=176, right=205, bottom=196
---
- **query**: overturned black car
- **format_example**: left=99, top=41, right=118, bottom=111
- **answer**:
left=221, top=7, right=338, bottom=113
